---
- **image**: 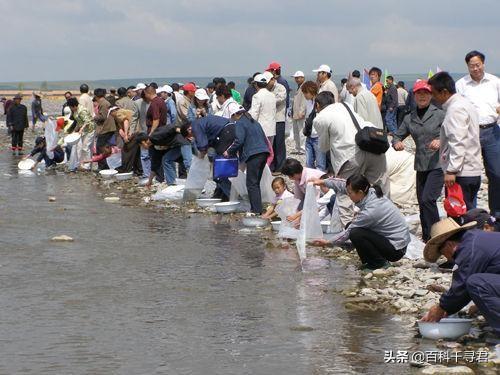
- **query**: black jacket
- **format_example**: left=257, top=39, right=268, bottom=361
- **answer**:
left=150, top=124, right=190, bottom=149
left=7, top=103, right=29, bottom=131
left=303, top=109, right=316, bottom=137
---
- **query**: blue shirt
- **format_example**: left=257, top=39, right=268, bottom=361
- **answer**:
left=166, top=98, right=177, bottom=125
left=191, top=115, right=231, bottom=152
left=226, top=114, right=269, bottom=162
left=277, top=76, right=291, bottom=109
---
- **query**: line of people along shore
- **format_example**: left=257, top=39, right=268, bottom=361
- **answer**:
left=2, top=52, right=500, bottom=339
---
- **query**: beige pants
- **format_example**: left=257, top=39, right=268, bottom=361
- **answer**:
left=77, top=131, right=95, bottom=170
left=292, top=119, right=305, bottom=151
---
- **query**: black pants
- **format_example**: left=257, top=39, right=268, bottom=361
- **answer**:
left=11, top=130, right=24, bottom=149
left=271, top=122, right=286, bottom=172
left=396, top=105, right=407, bottom=128
left=455, top=176, right=481, bottom=211
left=349, top=227, right=406, bottom=269
left=416, top=169, right=444, bottom=242
left=120, top=139, right=142, bottom=175
left=246, top=152, right=268, bottom=213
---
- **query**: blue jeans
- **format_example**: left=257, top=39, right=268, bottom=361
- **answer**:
left=305, top=137, right=326, bottom=171
left=141, top=148, right=151, bottom=178
left=385, top=109, right=397, bottom=133
left=480, top=125, right=500, bottom=217
left=162, top=144, right=192, bottom=185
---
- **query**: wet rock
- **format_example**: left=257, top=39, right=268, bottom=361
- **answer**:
left=413, top=260, right=431, bottom=269
left=419, top=365, right=474, bottom=374
left=345, top=296, right=378, bottom=303
left=289, top=325, right=314, bottom=332
left=104, top=196, right=120, bottom=202
left=415, top=289, right=429, bottom=297
left=48, top=196, right=56, bottom=202
left=51, top=235, right=74, bottom=242
left=364, top=272, right=373, bottom=280
left=373, top=268, right=393, bottom=277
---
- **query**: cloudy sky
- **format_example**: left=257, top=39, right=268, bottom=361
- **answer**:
left=1, top=0, right=499, bottom=82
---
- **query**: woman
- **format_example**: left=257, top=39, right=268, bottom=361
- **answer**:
left=224, top=103, right=270, bottom=214
left=187, top=88, right=211, bottom=122
left=110, top=107, right=142, bottom=174
left=301, top=81, right=326, bottom=171
left=392, top=79, right=445, bottom=242
left=312, top=174, right=410, bottom=270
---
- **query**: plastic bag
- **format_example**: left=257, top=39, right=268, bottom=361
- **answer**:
left=44, top=119, right=58, bottom=159
left=276, top=197, right=301, bottom=239
left=152, top=185, right=185, bottom=201
left=229, top=165, right=275, bottom=203
left=260, top=165, right=274, bottom=203
left=106, top=151, right=122, bottom=170
left=300, top=183, right=323, bottom=240
left=405, top=233, right=425, bottom=260
left=67, top=143, right=79, bottom=171
left=184, top=156, right=211, bottom=200
left=296, top=229, right=306, bottom=263
left=328, top=197, right=344, bottom=234
left=444, top=184, right=467, bottom=217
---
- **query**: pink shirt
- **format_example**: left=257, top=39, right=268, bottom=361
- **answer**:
left=294, top=168, right=325, bottom=201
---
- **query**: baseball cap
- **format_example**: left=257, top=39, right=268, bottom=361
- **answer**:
left=292, top=70, right=305, bottom=78
left=156, top=85, right=172, bottom=94
left=134, top=83, right=147, bottom=91
left=266, top=61, right=281, bottom=71
left=312, top=64, right=332, bottom=73
left=227, top=102, right=245, bottom=117
left=252, top=73, right=269, bottom=84
left=182, top=83, right=197, bottom=92
left=194, top=88, right=210, bottom=101
left=263, top=71, right=274, bottom=82
left=413, top=79, right=432, bottom=93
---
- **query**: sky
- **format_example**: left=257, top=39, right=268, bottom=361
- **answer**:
left=1, top=0, right=499, bottom=82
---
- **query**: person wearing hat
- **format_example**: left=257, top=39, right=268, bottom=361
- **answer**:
left=266, top=61, right=290, bottom=110
left=133, top=83, right=147, bottom=101
left=188, top=88, right=211, bottom=122
left=313, top=64, right=339, bottom=103
left=346, top=77, right=383, bottom=129
left=265, top=71, right=287, bottom=174
left=421, top=218, right=500, bottom=338
left=176, top=83, right=196, bottom=125
left=115, top=87, right=135, bottom=111
left=428, top=72, right=482, bottom=211
left=249, top=73, right=277, bottom=141
left=6, top=94, right=28, bottom=155
left=392, top=79, right=446, bottom=242
left=24, top=136, right=65, bottom=170
left=291, top=71, right=306, bottom=154
left=156, top=85, right=177, bottom=125
left=224, top=103, right=270, bottom=213
left=461, top=208, right=499, bottom=232
left=31, top=91, right=46, bottom=131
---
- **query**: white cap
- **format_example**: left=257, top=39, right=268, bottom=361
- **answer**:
left=134, top=83, right=146, bottom=91
left=292, top=70, right=305, bottom=78
left=253, top=73, right=270, bottom=84
left=227, top=102, right=245, bottom=117
left=194, top=88, right=210, bottom=101
left=107, top=106, right=119, bottom=116
left=164, top=85, right=173, bottom=94
left=312, top=64, right=332, bottom=73
left=263, top=71, right=274, bottom=82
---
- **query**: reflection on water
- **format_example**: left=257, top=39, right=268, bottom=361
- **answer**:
left=0, top=149, right=416, bottom=374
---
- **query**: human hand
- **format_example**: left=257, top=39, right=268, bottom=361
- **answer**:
left=428, top=139, right=440, bottom=150
left=444, top=173, right=456, bottom=188
left=393, top=142, right=405, bottom=151
left=311, top=239, right=331, bottom=247
left=421, top=304, right=447, bottom=322
left=308, top=178, right=324, bottom=186
left=223, top=151, right=229, bottom=158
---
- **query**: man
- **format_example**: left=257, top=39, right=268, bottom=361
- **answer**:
left=227, top=81, right=242, bottom=105
left=352, top=70, right=367, bottom=89
left=144, top=86, right=167, bottom=135
left=106, top=88, right=117, bottom=106
left=385, top=76, right=398, bottom=133
left=31, top=91, right=45, bottom=131
left=428, top=72, right=482, bottom=210
left=131, top=89, right=150, bottom=177
left=313, top=64, right=339, bottom=102
left=93, top=88, right=117, bottom=149
left=133, top=83, right=147, bottom=101
left=126, top=86, right=136, bottom=99
left=421, top=218, right=500, bottom=338
left=2, top=96, right=13, bottom=116
left=243, top=73, right=259, bottom=111
left=456, top=50, right=500, bottom=218
left=67, top=97, right=95, bottom=170
left=206, top=82, right=216, bottom=111
left=339, top=78, right=354, bottom=105
left=157, top=86, right=177, bottom=125
left=266, top=71, right=287, bottom=174
left=115, top=87, right=135, bottom=110
left=177, top=83, right=196, bottom=125
left=291, top=70, right=306, bottom=154
left=347, top=77, right=383, bottom=129
left=266, top=61, right=290, bottom=110
left=61, top=91, right=73, bottom=116
left=248, top=73, right=277, bottom=139
left=79, top=84, right=94, bottom=117
left=313, top=91, right=388, bottom=226
left=369, top=67, right=384, bottom=110
left=396, top=81, right=409, bottom=127
left=216, top=85, right=237, bottom=119
left=6, top=94, right=28, bottom=155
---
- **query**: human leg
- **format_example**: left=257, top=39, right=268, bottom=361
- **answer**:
left=417, top=169, right=444, bottom=242
left=466, top=273, right=500, bottom=336
left=455, top=176, right=481, bottom=210
left=480, top=126, right=500, bottom=217
left=246, top=153, right=267, bottom=213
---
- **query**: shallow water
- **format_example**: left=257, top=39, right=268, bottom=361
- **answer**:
left=0, top=144, right=418, bottom=374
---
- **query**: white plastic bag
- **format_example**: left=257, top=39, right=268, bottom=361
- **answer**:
left=229, top=170, right=248, bottom=201
left=152, top=185, right=185, bottom=201
left=276, top=197, right=301, bottom=239
left=44, top=119, right=58, bottom=159
left=260, top=165, right=274, bottom=203
left=68, top=143, right=79, bottom=171
left=329, top=198, right=344, bottom=234
left=300, top=183, right=323, bottom=240
left=296, top=229, right=306, bottom=263
left=106, top=151, right=122, bottom=170
left=405, top=234, right=425, bottom=260
left=184, top=156, right=211, bottom=200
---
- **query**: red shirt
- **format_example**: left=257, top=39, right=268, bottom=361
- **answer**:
left=147, top=96, right=167, bottom=129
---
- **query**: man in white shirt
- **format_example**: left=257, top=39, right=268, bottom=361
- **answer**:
left=248, top=73, right=277, bottom=139
left=78, top=84, right=94, bottom=117
left=428, top=71, right=482, bottom=210
left=291, top=70, right=306, bottom=154
left=313, top=64, right=339, bottom=103
left=265, top=71, right=287, bottom=174
left=347, top=77, right=384, bottom=129
left=396, top=81, right=409, bottom=127
left=456, top=50, right=500, bottom=217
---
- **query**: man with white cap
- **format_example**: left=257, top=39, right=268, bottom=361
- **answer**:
left=157, top=85, right=177, bottom=125
left=265, top=71, right=287, bottom=174
left=291, top=71, right=306, bottom=154
left=133, top=83, right=147, bottom=101
left=313, top=64, right=339, bottom=103
left=249, top=73, right=277, bottom=140
left=421, top=218, right=500, bottom=339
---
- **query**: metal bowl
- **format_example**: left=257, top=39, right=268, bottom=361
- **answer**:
left=214, top=201, right=240, bottom=213
left=99, top=169, right=118, bottom=179
left=115, top=172, right=133, bottom=181
left=417, top=318, right=473, bottom=340
left=241, top=216, right=269, bottom=227
left=196, top=198, right=222, bottom=208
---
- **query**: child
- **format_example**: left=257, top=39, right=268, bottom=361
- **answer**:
left=25, top=136, right=64, bottom=170
left=262, top=177, right=293, bottom=220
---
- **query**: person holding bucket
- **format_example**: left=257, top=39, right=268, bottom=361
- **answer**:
left=224, top=103, right=270, bottom=213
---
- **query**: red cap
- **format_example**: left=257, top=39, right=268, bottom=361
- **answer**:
left=413, top=79, right=431, bottom=93
left=182, top=83, right=196, bottom=92
left=266, top=61, right=281, bottom=71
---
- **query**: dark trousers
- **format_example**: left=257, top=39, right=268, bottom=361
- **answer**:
left=246, top=152, right=268, bottom=213
left=271, top=122, right=286, bottom=172
left=396, top=105, right=407, bottom=128
left=11, top=130, right=24, bottom=149
left=416, top=169, right=444, bottom=242
left=120, top=139, right=142, bottom=175
left=349, top=227, right=406, bottom=269
left=480, top=125, right=500, bottom=217
left=466, top=273, right=500, bottom=335
left=455, top=176, right=481, bottom=211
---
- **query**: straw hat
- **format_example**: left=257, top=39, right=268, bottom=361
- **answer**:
left=423, top=218, right=477, bottom=262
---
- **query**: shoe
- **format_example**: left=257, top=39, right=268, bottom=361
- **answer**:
left=360, top=261, right=391, bottom=271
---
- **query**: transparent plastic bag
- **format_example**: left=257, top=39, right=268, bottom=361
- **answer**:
left=229, top=170, right=248, bottom=201
left=260, top=165, right=274, bottom=203
left=184, top=156, right=211, bottom=200
left=329, top=198, right=344, bottom=234
left=296, top=229, right=306, bottom=263
left=405, top=234, right=425, bottom=260
left=276, top=197, right=301, bottom=239
left=68, top=143, right=79, bottom=171
left=300, top=183, right=323, bottom=240
left=44, top=119, right=58, bottom=159
left=106, top=151, right=122, bottom=170
left=152, top=185, right=185, bottom=201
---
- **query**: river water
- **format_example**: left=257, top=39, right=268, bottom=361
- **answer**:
left=0, top=130, right=419, bottom=374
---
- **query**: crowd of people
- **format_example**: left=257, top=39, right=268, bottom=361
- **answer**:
left=2, top=52, right=500, bottom=339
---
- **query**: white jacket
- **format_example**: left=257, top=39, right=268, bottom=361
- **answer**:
left=270, top=82, right=287, bottom=122
left=249, top=88, right=277, bottom=137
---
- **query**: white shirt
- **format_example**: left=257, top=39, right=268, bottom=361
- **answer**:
left=249, top=88, right=277, bottom=137
left=456, top=72, right=500, bottom=125
left=79, top=93, right=94, bottom=118
left=220, top=97, right=237, bottom=119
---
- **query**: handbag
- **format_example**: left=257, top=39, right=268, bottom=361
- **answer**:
left=342, top=102, right=389, bottom=155
left=213, top=157, right=239, bottom=179
left=444, top=184, right=467, bottom=218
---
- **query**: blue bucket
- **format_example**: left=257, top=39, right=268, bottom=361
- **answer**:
left=213, top=157, right=239, bottom=179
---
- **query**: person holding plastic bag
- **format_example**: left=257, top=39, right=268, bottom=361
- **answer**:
left=311, top=174, right=410, bottom=271
left=223, top=103, right=270, bottom=213
left=67, top=97, right=95, bottom=170
left=23, top=136, right=64, bottom=170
